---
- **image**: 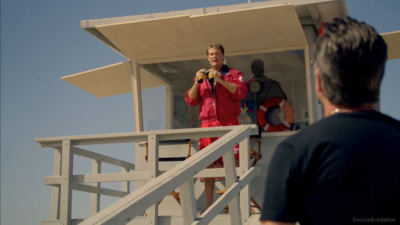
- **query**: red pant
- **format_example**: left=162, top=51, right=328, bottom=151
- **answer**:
left=199, top=120, right=239, bottom=164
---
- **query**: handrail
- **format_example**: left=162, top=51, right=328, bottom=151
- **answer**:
left=79, top=125, right=256, bottom=225
left=35, top=126, right=246, bottom=148
left=36, top=124, right=259, bottom=225
left=73, top=146, right=135, bottom=169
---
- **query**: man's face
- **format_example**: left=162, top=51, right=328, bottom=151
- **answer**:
left=207, top=47, right=224, bottom=69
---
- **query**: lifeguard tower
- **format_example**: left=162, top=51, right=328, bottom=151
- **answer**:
left=35, top=0, right=400, bottom=224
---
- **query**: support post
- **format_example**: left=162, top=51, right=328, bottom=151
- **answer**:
left=146, top=134, right=159, bottom=224
left=239, top=137, right=251, bottom=223
left=121, top=167, right=130, bottom=193
left=50, top=147, right=61, bottom=220
left=166, top=85, right=173, bottom=129
left=179, top=179, right=197, bottom=224
left=90, top=159, right=101, bottom=215
left=223, top=149, right=241, bottom=225
left=60, top=140, right=73, bottom=225
left=130, top=61, right=143, bottom=132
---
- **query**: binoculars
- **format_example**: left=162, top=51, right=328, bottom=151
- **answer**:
left=197, top=71, right=215, bottom=84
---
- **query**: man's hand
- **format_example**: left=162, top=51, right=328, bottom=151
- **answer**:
left=207, top=69, right=237, bottom=94
left=207, top=69, right=222, bottom=83
left=196, top=69, right=207, bottom=79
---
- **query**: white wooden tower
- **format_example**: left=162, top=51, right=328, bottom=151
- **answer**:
left=35, top=0, right=400, bottom=224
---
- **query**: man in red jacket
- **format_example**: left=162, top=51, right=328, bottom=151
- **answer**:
left=185, top=43, right=248, bottom=211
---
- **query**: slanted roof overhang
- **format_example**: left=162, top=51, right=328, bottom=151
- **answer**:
left=382, top=31, right=400, bottom=61
left=61, top=61, right=165, bottom=97
left=62, top=0, right=351, bottom=97
left=93, top=3, right=307, bottom=63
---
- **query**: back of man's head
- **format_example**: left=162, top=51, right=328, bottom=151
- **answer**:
left=251, top=58, right=265, bottom=77
left=314, top=17, right=387, bottom=108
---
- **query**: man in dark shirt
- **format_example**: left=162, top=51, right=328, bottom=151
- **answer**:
left=260, top=17, right=400, bottom=225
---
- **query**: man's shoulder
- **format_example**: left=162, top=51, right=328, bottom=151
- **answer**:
left=283, top=111, right=400, bottom=147
left=285, top=118, right=330, bottom=139
left=227, top=67, right=242, bottom=75
left=363, top=110, right=400, bottom=126
left=278, top=116, right=344, bottom=150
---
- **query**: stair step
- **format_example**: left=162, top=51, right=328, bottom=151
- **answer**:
left=126, top=214, right=261, bottom=225
left=42, top=214, right=261, bottom=225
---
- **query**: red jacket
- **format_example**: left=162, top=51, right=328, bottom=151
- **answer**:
left=185, top=65, right=248, bottom=125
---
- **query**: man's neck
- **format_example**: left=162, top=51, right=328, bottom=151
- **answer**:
left=324, top=103, right=376, bottom=117
left=212, top=64, right=223, bottom=72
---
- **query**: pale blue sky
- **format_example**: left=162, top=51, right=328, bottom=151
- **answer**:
left=1, top=0, right=399, bottom=224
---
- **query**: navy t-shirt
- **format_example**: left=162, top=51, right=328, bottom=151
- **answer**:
left=261, top=110, right=400, bottom=224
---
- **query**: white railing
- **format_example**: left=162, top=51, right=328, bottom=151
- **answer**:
left=36, top=125, right=259, bottom=225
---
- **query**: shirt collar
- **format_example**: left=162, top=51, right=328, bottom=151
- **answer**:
left=221, top=65, right=230, bottom=75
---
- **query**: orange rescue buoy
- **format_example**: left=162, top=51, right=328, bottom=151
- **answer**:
left=257, top=97, right=294, bottom=132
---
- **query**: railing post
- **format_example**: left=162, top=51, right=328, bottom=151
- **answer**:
left=223, top=148, right=241, bottom=225
left=179, top=179, right=197, bottom=224
left=38, top=125, right=258, bottom=224
left=146, top=134, right=159, bottom=224
left=239, top=136, right=251, bottom=223
left=50, top=147, right=61, bottom=220
left=121, top=167, right=130, bottom=193
left=60, top=140, right=73, bottom=225
left=90, top=159, right=101, bottom=215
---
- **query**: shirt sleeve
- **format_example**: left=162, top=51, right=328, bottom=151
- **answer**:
left=260, top=141, right=298, bottom=223
left=229, top=70, right=248, bottom=100
left=184, top=77, right=201, bottom=106
left=185, top=89, right=200, bottom=106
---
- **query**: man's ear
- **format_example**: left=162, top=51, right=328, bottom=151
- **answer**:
left=314, top=66, right=323, bottom=93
